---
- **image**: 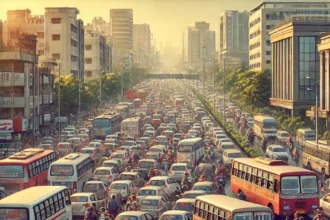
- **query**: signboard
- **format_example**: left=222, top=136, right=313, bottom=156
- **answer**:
left=0, top=120, right=13, bottom=133
left=0, top=72, right=25, bottom=86
left=145, top=74, right=199, bottom=80
left=44, top=114, right=51, bottom=123
left=22, top=119, right=28, bottom=131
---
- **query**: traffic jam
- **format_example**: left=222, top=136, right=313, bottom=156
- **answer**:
left=0, top=79, right=326, bottom=220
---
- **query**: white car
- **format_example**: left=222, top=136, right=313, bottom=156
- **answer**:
left=93, top=167, right=119, bottom=184
left=147, top=176, right=180, bottom=196
left=222, top=149, right=243, bottom=165
left=266, top=145, right=289, bottom=162
left=217, top=138, right=232, bottom=148
left=71, top=192, right=107, bottom=217
left=160, top=210, right=193, bottom=220
left=117, top=211, right=157, bottom=220
left=320, top=193, right=330, bottom=217
left=137, top=186, right=166, bottom=200
left=277, top=131, right=290, bottom=142
left=168, top=163, right=193, bottom=182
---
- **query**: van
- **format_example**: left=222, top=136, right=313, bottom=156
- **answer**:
left=219, top=142, right=235, bottom=153
left=57, top=142, right=73, bottom=156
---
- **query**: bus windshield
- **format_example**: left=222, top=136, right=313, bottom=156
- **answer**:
left=262, top=121, right=277, bottom=129
left=50, top=165, right=74, bottom=176
left=0, top=208, right=28, bottom=219
left=94, top=119, right=110, bottom=128
left=281, top=176, right=318, bottom=194
left=178, top=145, right=192, bottom=153
left=0, top=165, right=24, bottom=178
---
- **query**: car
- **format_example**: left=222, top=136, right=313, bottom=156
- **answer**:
left=219, top=142, right=235, bottom=153
left=109, top=180, right=138, bottom=202
left=320, top=193, right=330, bottom=217
left=88, top=142, right=102, bottom=148
left=168, top=163, right=194, bottom=182
left=80, top=147, right=102, bottom=165
left=101, top=159, right=123, bottom=172
left=150, top=145, right=166, bottom=154
left=117, top=171, right=146, bottom=188
left=140, top=196, right=172, bottom=218
left=71, top=192, right=107, bottom=217
left=138, top=159, right=160, bottom=176
left=116, top=211, right=157, bottom=220
left=182, top=190, right=206, bottom=199
left=147, top=176, right=180, bottom=196
left=82, top=180, right=109, bottom=200
left=191, top=181, right=217, bottom=194
left=93, top=167, right=119, bottom=184
left=144, top=151, right=161, bottom=161
left=159, top=210, right=193, bottom=220
left=217, top=138, right=232, bottom=148
left=222, top=149, right=244, bottom=165
left=265, top=144, right=289, bottom=162
left=277, top=130, right=290, bottom=142
left=136, top=140, right=147, bottom=152
left=174, top=198, right=195, bottom=213
left=137, top=186, right=166, bottom=200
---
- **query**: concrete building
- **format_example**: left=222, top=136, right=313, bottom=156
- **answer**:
left=249, top=1, right=330, bottom=71
left=44, top=7, right=84, bottom=79
left=110, top=9, right=133, bottom=71
left=84, top=30, right=108, bottom=80
left=219, top=10, right=249, bottom=65
left=3, top=9, right=44, bottom=57
left=269, top=20, right=330, bottom=115
left=195, top=22, right=216, bottom=67
left=0, top=35, right=38, bottom=143
left=133, top=24, right=151, bottom=67
left=183, top=27, right=200, bottom=68
left=306, top=33, right=330, bottom=129
left=0, top=20, right=3, bottom=52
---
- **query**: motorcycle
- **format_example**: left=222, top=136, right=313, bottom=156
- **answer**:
left=214, top=174, right=226, bottom=189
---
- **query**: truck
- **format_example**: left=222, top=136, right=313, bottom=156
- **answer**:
left=121, top=117, right=142, bottom=137
left=174, top=98, right=184, bottom=109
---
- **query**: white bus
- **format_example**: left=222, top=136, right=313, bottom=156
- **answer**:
left=177, top=138, right=204, bottom=166
left=121, top=117, right=142, bottom=137
left=48, top=153, right=93, bottom=193
left=0, top=186, right=72, bottom=220
left=253, top=116, right=277, bottom=140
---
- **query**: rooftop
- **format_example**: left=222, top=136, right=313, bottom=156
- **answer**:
left=251, top=0, right=330, bottom=12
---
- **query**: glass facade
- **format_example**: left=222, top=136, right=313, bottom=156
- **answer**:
left=298, top=36, right=318, bottom=101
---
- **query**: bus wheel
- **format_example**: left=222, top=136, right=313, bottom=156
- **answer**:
left=322, top=168, right=326, bottom=177
left=307, top=162, right=311, bottom=170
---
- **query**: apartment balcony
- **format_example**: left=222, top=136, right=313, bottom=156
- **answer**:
left=0, top=97, right=25, bottom=108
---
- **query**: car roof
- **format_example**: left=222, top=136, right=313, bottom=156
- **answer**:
left=118, top=211, right=148, bottom=216
left=142, top=196, right=162, bottom=200
left=95, top=167, right=112, bottom=170
left=172, top=163, right=188, bottom=166
left=121, top=172, right=139, bottom=175
left=85, top=181, right=104, bottom=184
left=150, top=176, right=170, bottom=180
left=162, top=210, right=191, bottom=215
left=268, top=144, right=284, bottom=148
left=223, top=149, right=241, bottom=154
left=193, top=181, right=214, bottom=186
left=176, top=198, right=196, bottom=203
left=184, top=190, right=206, bottom=194
left=111, top=180, right=132, bottom=184
left=81, top=147, right=96, bottom=150
left=72, top=192, right=94, bottom=197
left=139, top=186, right=164, bottom=190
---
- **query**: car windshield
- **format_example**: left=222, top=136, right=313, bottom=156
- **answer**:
left=0, top=165, right=24, bottom=178
left=175, top=202, right=193, bottom=211
left=103, top=162, right=117, bottom=167
left=111, top=184, right=127, bottom=190
left=111, top=154, right=124, bottom=159
left=183, top=193, right=203, bottom=198
left=171, top=166, right=186, bottom=171
left=117, top=216, right=138, bottom=220
left=273, top=147, right=285, bottom=152
left=160, top=215, right=183, bottom=220
left=83, top=183, right=98, bottom=191
left=178, top=145, right=192, bottom=153
left=119, top=174, right=134, bottom=181
left=228, top=153, right=242, bottom=158
left=139, top=161, right=155, bottom=168
left=124, top=141, right=134, bottom=146
left=193, top=186, right=211, bottom=192
left=138, top=190, right=156, bottom=196
left=151, top=148, right=163, bottom=153
left=280, top=133, right=289, bottom=137
left=94, top=169, right=110, bottom=175
left=71, top=196, right=88, bottom=202
left=141, top=199, right=159, bottom=207
left=150, top=180, right=165, bottom=186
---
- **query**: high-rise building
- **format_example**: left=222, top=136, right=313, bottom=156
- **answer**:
left=84, top=30, right=108, bottom=80
left=0, top=20, right=3, bottom=52
left=219, top=10, right=249, bottom=65
left=183, top=27, right=200, bottom=68
left=44, top=7, right=84, bottom=79
left=133, top=24, right=151, bottom=67
left=249, top=1, right=330, bottom=71
left=110, top=9, right=133, bottom=71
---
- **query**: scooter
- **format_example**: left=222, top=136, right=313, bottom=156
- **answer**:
left=214, top=174, right=226, bottom=189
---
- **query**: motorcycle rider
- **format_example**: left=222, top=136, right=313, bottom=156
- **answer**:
left=181, top=173, right=190, bottom=189
left=261, top=136, right=268, bottom=152
left=214, top=184, right=226, bottom=195
left=237, top=189, right=246, bottom=201
left=286, top=134, right=294, bottom=151
left=198, top=175, right=206, bottom=182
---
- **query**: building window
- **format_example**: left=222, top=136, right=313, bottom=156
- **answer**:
left=37, top=32, right=44, bottom=39
left=266, top=51, right=271, bottom=55
left=85, top=58, right=92, bottom=64
left=266, top=60, right=271, bottom=64
left=298, top=36, right=318, bottom=101
left=86, top=71, right=92, bottom=77
left=52, top=35, right=60, bottom=41
left=85, top=45, right=92, bottom=51
left=71, top=39, right=78, bottom=47
left=52, top=53, right=60, bottom=60
left=266, top=40, right=271, bottom=46
left=51, top=18, right=61, bottom=24
left=71, top=55, right=78, bottom=62
left=71, top=24, right=78, bottom=33
left=38, top=50, right=44, bottom=56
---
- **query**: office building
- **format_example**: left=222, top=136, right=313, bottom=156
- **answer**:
left=110, top=9, right=133, bottom=71
left=183, top=27, right=200, bottom=68
left=219, top=10, right=249, bottom=65
left=44, top=7, right=84, bottom=79
left=84, top=30, right=108, bottom=80
left=269, top=20, right=330, bottom=115
left=133, top=24, right=151, bottom=67
left=0, top=20, right=3, bottom=51
left=249, top=1, right=330, bottom=71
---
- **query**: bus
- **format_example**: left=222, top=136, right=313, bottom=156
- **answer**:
left=0, top=186, right=72, bottom=220
left=296, top=129, right=316, bottom=147
left=193, top=195, right=272, bottom=220
left=231, top=157, right=319, bottom=217
left=253, top=116, right=277, bottom=140
left=48, top=153, right=93, bottom=193
left=121, top=117, right=142, bottom=137
left=115, top=105, right=129, bottom=120
left=302, top=140, right=330, bottom=176
left=93, top=114, right=122, bottom=139
left=177, top=138, right=204, bottom=166
left=55, top=117, right=68, bottom=130
left=118, top=102, right=136, bottom=117
left=0, top=148, right=58, bottom=195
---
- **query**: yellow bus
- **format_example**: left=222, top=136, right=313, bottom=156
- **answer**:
left=296, top=129, right=316, bottom=147
left=193, top=195, right=272, bottom=220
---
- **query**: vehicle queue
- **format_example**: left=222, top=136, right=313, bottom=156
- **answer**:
left=0, top=79, right=327, bottom=220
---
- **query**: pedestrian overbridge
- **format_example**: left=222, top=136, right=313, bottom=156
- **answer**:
left=144, top=74, right=199, bottom=80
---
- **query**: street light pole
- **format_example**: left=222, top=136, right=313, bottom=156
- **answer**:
left=78, top=80, right=81, bottom=113
left=99, top=70, right=102, bottom=114
left=223, top=57, right=226, bottom=123
left=306, top=76, right=319, bottom=149
left=213, top=59, right=215, bottom=113
left=58, top=64, right=61, bottom=142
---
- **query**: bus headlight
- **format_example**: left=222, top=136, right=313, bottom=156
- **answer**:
left=312, top=205, right=318, bottom=209
left=283, top=205, right=291, bottom=211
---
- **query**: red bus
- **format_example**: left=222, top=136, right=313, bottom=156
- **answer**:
left=0, top=148, right=58, bottom=195
left=231, top=157, right=319, bottom=217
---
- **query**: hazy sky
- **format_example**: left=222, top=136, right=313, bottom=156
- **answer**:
left=0, top=0, right=261, bottom=50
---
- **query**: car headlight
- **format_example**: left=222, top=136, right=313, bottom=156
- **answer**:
left=283, top=205, right=291, bottom=211
left=312, top=205, right=318, bottom=209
